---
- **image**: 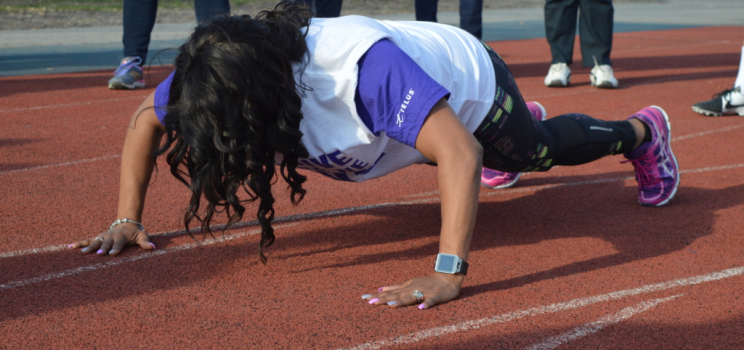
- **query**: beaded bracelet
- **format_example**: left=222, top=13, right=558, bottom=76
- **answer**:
left=109, top=218, right=145, bottom=232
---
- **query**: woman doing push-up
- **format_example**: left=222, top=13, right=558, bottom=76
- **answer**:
left=70, top=2, right=679, bottom=310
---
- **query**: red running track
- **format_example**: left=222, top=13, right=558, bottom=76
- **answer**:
left=1, top=26, right=744, bottom=349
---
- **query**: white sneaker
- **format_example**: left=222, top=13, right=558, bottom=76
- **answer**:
left=544, top=63, right=571, bottom=87
left=590, top=58, right=618, bottom=89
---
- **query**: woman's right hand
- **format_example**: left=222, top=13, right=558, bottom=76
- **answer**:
left=69, top=223, right=155, bottom=256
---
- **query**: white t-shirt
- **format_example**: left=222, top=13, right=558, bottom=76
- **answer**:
left=285, top=16, right=496, bottom=182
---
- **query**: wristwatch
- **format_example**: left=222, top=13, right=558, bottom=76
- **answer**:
left=434, top=253, right=468, bottom=275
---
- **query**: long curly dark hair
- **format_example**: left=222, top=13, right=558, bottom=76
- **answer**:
left=156, top=2, right=311, bottom=263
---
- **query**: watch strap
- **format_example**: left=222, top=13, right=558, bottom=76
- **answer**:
left=435, top=253, right=469, bottom=275
left=459, top=259, right=469, bottom=275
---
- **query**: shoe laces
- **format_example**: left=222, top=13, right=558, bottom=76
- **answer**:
left=621, top=150, right=659, bottom=190
left=591, top=56, right=613, bottom=75
left=549, top=63, right=568, bottom=73
left=713, top=86, right=741, bottom=101
left=113, top=57, right=142, bottom=77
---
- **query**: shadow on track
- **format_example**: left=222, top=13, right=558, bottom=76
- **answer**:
left=1, top=172, right=740, bottom=323
left=279, top=180, right=743, bottom=301
left=0, top=65, right=172, bottom=97
left=0, top=138, right=44, bottom=172
left=506, top=52, right=741, bottom=80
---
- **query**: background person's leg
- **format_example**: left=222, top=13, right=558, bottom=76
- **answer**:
left=578, top=0, right=613, bottom=67
left=459, top=0, right=483, bottom=39
left=194, top=0, right=230, bottom=24
left=122, top=0, right=158, bottom=63
left=313, top=0, right=343, bottom=17
left=691, top=38, right=744, bottom=116
left=579, top=0, right=617, bottom=87
left=735, top=38, right=744, bottom=89
left=415, top=0, right=439, bottom=22
left=544, top=0, right=579, bottom=65
left=111, top=0, right=157, bottom=89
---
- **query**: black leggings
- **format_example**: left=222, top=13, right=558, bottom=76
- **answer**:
left=474, top=45, right=637, bottom=173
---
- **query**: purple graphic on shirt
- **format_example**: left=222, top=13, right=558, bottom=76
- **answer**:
left=355, top=39, right=449, bottom=148
left=298, top=151, right=386, bottom=181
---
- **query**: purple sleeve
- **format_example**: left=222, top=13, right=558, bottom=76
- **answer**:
left=154, top=71, right=175, bottom=125
left=354, top=39, right=450, bottom=148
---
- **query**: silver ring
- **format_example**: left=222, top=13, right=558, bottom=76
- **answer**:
left=94, top=237, right=104, bottom=242
left=412, top=290, right=424, bottom=302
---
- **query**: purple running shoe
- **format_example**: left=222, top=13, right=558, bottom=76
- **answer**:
left=622, top=106, right=680, bottom=207
left=526, top=101, right=547, bottom=122
left=481, top=102, right=546, bottom=189
left=108, top=56, right=145, bottom=90
left=481, top=169, right=521, bottom=189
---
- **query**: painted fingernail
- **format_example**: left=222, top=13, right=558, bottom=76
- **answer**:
left=96, top=249, right=104, bottom=254
left=387, top=301, right=397, bottom=306
left=81, top=247, right=89, bottom=252
left=378, top=287, right=384, bottom=292
left=418, top=304, right=425, bottom=310
left=68, top=244, right=74, bottom=249
left=148, top=242, right=156, bottom=249
left=361, top=294, right=372, bottom=299
left=368, top=298, right=379, bottom=304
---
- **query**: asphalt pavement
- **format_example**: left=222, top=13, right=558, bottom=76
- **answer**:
left=0, top=0, right=741, bottom=78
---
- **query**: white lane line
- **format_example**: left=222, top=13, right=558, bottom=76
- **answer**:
left=529, top=68, right=733, bottom=99
left=672, top=124, right=744, bottom=142
left=682, top=163, right=744, bottom=174
left=524, top=294, right=682, bottom=350
left=341, top=268, right=743, bottom=350
left=0, top=244, right=72, bottom=259
left=0, top=155, right=120, bottom=176
left=0, top=223, right=295, bottom=291
left=4, top=161, right=744, bottom=260
left=1, top=116, right=741, bottom=177
left=0, top=199, right=440, bottom=260
left=0, top=97, right=144, bottom=113
left=402, top=190, right=440, bottom=198
left=483, top=162, right=744, bottom=198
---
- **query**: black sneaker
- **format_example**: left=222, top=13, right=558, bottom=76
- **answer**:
left=691, top=86, right=744, bottom=116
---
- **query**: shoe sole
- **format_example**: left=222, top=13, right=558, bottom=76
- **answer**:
left=545, top=74, right=571, bottom=87
left=691, top=105, right=723, bottom=116
left=108, top=81, right=145, bottom=90
left=592, top=80, right=617, bottom=89
left=481, top=172, right=521, bottom=189
left=545, top=79, right=570, bottom=87
left=691, top=105, right=744, bottom=117
left=642, top=106, right=680, bottom=207
left=590, top=74, right=618, bottom=89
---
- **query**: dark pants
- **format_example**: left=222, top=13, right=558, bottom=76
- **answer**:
left=123, top=0, right=230, bottom=63
left=475, top=44, right=635, bottom=172
left=291, top=0, right=343, bottom=18
left=414, top=0, right=483, bottom=39
left=544, top=0, right=614, bottom=67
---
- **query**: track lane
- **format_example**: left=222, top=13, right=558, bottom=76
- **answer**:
left=1, top=26, right=744, bottom=349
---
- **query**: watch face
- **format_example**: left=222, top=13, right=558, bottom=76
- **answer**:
left=437, top=254, right=455, bottom=273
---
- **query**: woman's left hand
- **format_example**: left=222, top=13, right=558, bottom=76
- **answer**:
left=361, top=272, right=463, bottom=310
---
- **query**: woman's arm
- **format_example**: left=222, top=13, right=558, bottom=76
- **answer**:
left=70, top=92, right=165, bottom=255
left=363, top=97, right=482, bottom=309
left=416, top=98, right=482, bottom=265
